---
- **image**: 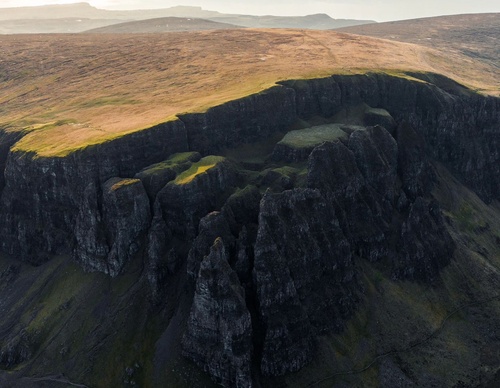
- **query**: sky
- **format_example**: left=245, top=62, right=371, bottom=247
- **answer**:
left=1, top=0, right=499, bottom=22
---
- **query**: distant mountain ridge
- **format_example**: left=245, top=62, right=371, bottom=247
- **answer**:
left=0, top=2, right=375, bottom=34
left=209, top=13, right=374, bottom=29
left=0, top=3, right=223, bottom=20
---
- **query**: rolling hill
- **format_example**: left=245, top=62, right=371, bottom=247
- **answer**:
left=85, top=17, right=241, bottom=33
left=339, top=13, right=500, bottom=69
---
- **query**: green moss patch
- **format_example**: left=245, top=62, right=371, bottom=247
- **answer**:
left=138, top=152, right=200, bottom=177
left=277, top=124, right=348, bottom=150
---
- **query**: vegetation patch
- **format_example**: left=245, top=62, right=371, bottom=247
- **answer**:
left=23, top=119, right=77, bottom=133
left=110, top=178, right=140, bottom=191
left=277, top=124, right=348, bottom=149
left=453, top=201, right=489, bottom=233
left=78, top=97, right=141, bottom=109
left=139, top=152, right=200, bottom=177
left=177, top=165, right=215, bottom=185
left=174, top=156, right=225, bottom=185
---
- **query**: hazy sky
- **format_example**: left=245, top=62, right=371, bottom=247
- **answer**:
left=2, top=0, right=499, bottom=22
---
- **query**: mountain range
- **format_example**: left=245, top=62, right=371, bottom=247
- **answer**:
left=0, top=2, right=375, bottom=34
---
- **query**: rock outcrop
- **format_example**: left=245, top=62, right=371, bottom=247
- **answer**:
left=363, top=107, right=397, bottom=131
left=307, top=140, right=388, bottom=261
left=101, top=178, right=151, bottom=276
left=253, top=188, right=355, bottom=375
left=1, top=73, right=497, bottom=270
left=284, top=73, right=500, bottom=202
left=155, top=156, right=239, bottom=241
left=73, top=180, right=109, bottom=272
left=146, top=201, right=171, bottom=301
left=0, top=130, right=24, bottom=192
left=396, top=197, right=454, bottom=281
left=220, top=185, right=261, bottom=229
left=348, top=125, right=398, bottom=221
left=134, top=151, right=201, bottom=201
left=307, top=121, right=454, bottom=281
left=272, top=124, right=349, bottom=163
left=183, top=238, right=253, bottom=388
left=186, top=211, right=234, bottom=279
left=74, top=177, right=151, bottom=276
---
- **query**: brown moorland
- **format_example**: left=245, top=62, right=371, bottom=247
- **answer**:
left=339, top=13, right=500, bottom=71
left=0, top=28, right=498, bottom=157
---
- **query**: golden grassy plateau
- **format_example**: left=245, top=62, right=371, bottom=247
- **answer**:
left=0, top=28, right=498, bottom=157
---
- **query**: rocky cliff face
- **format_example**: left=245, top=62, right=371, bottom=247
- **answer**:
left=283, top=74, right=500, bottom=202
left=183, top=238, right=253, bottom=388
left=307, top=124, right=454, bottom=281
left=307, top=140, right=388, bottom=262
left=0, top=120, right=187, bottom=265
left=0, top=130, right=23, bottom=192
left=254, top=188, right=355, bottom=375
left=179, top=85, right=297, bottom=155
left=0, top=73, right=498, bottom=387
left=74, top=177, right=151, bottom=277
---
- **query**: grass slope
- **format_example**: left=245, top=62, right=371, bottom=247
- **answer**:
left=0, top=28, right=497, bottom=157
left=339, top=13, right=500, bottom=74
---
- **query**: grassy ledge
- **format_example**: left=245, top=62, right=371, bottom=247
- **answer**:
left=110, top=178, right=140, bottom=191
left=138, top=152, right=200, bottom=176
left=278, top=124, right=348, bottom=150
left=10, top=115, right=180, bottom=159
left=174, top=156, right=225, bottom=185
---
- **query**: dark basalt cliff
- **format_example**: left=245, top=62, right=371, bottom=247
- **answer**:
left=254, top=188, right=355, bottom=376
left=0, top=72, right=499, bottom=387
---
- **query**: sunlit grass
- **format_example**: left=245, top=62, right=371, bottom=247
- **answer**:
left=278, top=124, right=348, bottom=149
left=174, top=155, right=225, bottom=185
